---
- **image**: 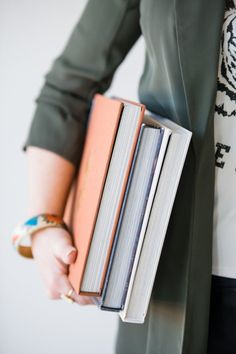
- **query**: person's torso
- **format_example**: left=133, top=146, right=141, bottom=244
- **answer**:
left=213, top=0, right=236, bottom=278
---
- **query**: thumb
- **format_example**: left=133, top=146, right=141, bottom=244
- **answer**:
left=63, top=246, right=77, bottom=265
left=52, top=233, right=77, bottom=265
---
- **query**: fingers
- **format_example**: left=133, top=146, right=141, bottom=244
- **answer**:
left=45, top=269, right=93, bottom=306
left=51, top=232, right=77, bottom=265
left=60, top=275, right=94, bottom=306
left=31, top=228, right=93, bottom=306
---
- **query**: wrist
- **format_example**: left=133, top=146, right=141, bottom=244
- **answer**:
left=11, top=213, right=70, bottom=259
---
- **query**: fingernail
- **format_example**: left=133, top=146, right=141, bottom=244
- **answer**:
left=66, top=248, right=77, bottom=258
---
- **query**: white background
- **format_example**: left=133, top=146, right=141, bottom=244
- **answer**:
left=0, top=1, right=145, bottom=353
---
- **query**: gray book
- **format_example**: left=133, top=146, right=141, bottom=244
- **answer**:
left=97, top=124, right=170, bottom=311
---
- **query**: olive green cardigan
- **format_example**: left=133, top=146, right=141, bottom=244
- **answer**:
left=23, top=1, right=226, bottom=353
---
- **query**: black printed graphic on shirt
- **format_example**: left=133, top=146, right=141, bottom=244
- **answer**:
left=215, top=142, right=231, bottom=168
left=215, top=2, right=236, bottom=117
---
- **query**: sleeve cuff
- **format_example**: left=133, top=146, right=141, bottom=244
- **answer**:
left=22, top=100, right=89, bottom=167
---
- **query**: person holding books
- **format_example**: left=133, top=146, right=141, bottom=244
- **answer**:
left=11, top=0, right=236, bottom=353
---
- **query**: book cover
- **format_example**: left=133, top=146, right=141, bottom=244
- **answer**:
left=64, top=94, right=124, bottom=294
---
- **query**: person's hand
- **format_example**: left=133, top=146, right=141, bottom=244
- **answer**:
left=31, top=227, right=93, bottom=305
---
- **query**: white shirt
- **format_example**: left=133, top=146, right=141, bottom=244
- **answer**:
left=212, top=0, right=236, bottom=278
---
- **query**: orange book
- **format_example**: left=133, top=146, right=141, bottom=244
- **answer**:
left=64, top=93, right=145, bottom=295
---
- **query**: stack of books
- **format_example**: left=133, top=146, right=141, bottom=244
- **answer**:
left=63, top=93, right=192, bottom=324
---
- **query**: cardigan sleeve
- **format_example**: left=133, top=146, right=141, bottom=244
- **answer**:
left=22, top=0, right=141, bottom=167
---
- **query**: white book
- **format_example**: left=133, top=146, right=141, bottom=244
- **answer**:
left=120, top=112, right=192, bottom=323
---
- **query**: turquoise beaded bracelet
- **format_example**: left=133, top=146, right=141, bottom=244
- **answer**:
left=11, top=213, right=70, bottom=259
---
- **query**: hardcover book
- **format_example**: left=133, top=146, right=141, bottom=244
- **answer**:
left=63, top=93, right=192, bottom=324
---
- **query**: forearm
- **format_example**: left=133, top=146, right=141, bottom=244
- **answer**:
left=26, top=146, right=76, bottom=217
